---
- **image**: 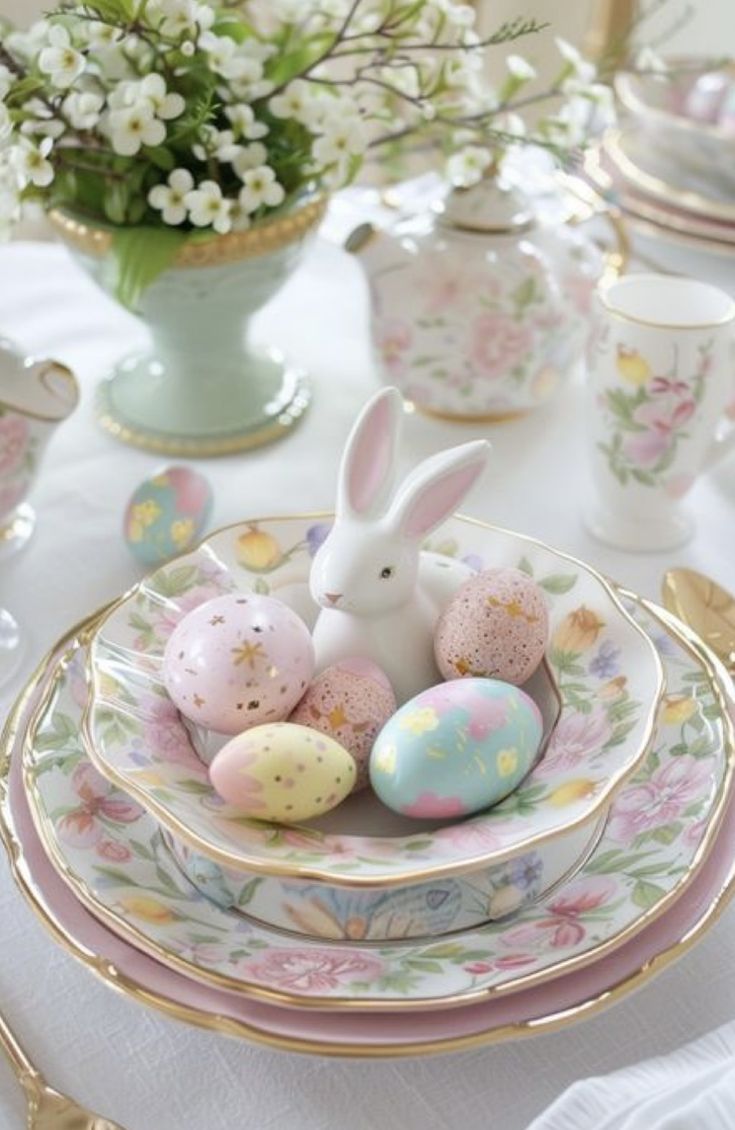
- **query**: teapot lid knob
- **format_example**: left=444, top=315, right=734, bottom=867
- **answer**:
left=435, top=178, right=534, bottom=234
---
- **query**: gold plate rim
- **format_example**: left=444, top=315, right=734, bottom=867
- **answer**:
left=1, top=598, right=734, bottom=1050
left=21, top=591, right=731, bottom=1014
left=80, top=512, right=665, bottom=888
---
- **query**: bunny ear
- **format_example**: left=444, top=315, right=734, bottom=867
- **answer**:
left=337, top=386, right=404, bottom=519
left=388, top=439, right=491, bottom=541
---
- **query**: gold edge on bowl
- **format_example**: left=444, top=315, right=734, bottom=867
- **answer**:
left=1, top=604, right=735, bottom=1051
left=80, top=512, right=666, bottom=888
left=20, top=592, right=731, bottom=1014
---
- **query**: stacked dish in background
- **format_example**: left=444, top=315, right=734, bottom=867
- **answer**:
left=584, top=66, right=735, bottom=256
left=2, top=514, right=734, bottom=1053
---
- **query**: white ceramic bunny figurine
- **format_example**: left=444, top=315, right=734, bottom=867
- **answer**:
left=310, top=387, right=491, bottom=703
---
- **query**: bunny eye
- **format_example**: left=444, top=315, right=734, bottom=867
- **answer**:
left=379, top=566, right=395, bottom=580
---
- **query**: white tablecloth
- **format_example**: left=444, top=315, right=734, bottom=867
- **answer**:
left=0, top=226, right=733, bottom=1130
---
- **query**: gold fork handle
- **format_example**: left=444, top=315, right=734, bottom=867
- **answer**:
left=0, top=1009, right=44, bottom=1093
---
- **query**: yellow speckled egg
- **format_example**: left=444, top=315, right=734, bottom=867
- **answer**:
left=289, top=658, right=396, bottom=791
left=209, top=722, right=356, bottom=824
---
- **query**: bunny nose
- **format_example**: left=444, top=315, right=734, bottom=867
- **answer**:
left=325, top=592, right=342, bottom=606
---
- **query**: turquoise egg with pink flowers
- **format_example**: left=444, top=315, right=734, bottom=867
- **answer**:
left=124, top=465, right=213, bottom=567
left=369, top=678, right=543, bottom=819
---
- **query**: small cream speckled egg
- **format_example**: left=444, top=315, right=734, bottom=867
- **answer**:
left=163, top=593, right=314, bottom=734
left=209, top=723, right=356, bottom=823
left=435, top=568, right=548, bottom=686
left=289, top=658, right=396, bottom=791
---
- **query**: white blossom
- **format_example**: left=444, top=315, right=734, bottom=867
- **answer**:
left=185, top=179, right=232, bottom=232
left=62, top=91, right=105, bottom=131
left=268, top=80, right=319, bottom=124
left=0, top=170, right=21, bottom=240
left=137, top=74, right=185, bottom=120
left=148, top=167, right=194, bottom=224
left=238, top=165, right=285, bottom=213
left=446, top=144, right=492, bottom=186
left=225, top=103, right=269, bottom=140
left=9, top=136, right=55, bottom=188
left=506, top=54, right=536, bottom=82
left=198, top=32, right=264, bottom=85
left=312, top=117, right=367, bottom=168
left=84, top=21, right=123, bottom=49
left=555, top=37, right=596, bottom=84
left=232, top=142, right=269, bottom=178
left=0, top=104, right=12, bottom=144
left=38, top=25, right=85, bottom=89
left=149, top=0, right=215, bottom=38
left=109, top=103, right=166, bottom=156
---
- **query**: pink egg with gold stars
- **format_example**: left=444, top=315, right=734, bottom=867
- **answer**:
left=163, top=593, right=315, bottom=734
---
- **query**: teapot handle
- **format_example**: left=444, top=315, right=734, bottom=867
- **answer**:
left=560, top=173, right=630, bottom=285
left=27, top=360, right=80, bottom=420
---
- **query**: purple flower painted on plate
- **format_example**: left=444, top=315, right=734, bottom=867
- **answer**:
left=509, top=852, right=543, bottom=890
left=306, top=523, right=332, bottom=557
left=589, top=639, right=620, bottom=679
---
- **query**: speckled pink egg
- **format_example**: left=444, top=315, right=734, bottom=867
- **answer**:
left=289, top=658, right=396, bottom=791
left=434, top=568, right=548, bottom=686
left=163, top=593, right=315, bottom=734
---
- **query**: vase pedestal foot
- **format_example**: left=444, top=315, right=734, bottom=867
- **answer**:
left=583, top=503, right=694, bottom=552
left=95, top=346, right=311, bottom=458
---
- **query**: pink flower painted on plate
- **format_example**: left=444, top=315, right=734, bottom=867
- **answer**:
left=432, top=820, right=502, bottom=853
left=376, top=319, right=412, bottom=378
left=607, top=754, right=711, bottom=843
left=211, top=748, right=266, bottom=811
left=141, top=585, right=225, bottom=647
left=57, top=762, right=142, bottom=851
left=499, top=875, right=617, bottom=950
left=96, top=838, right=132, bottom=862
left=0, top=414, right=29, bottom=476
left=470, top=311, right=532, bottom=380
left=564, top=271, right=595, bottom=316
left=402, top=792, right=467, bottom=819
left=538, top=706, right=612, bottom=777
left=242, top=948, right=384, bottom=993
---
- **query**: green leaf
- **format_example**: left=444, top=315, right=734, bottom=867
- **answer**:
left=512, top=276, right=536, bottom=308
left=111, top=226, right=188, bottom=312
left=236, top=877, right=264, bottom=908
left=147, top=147, right=176, bottom=172
left=517, top=556, right=534, bottom=577
left=539, top=573, right=577, bottom=595
left=632, top=878, right=666, bottom=909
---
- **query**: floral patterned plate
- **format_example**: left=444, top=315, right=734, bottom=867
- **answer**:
left=22, top=594, right=734, bottom=1011
left=83, top=515, right=664, bottom=885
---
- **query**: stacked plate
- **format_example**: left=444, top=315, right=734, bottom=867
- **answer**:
left=583, top=67, right=735, bottom=256
left=2, top=514, right=734, bottom=1056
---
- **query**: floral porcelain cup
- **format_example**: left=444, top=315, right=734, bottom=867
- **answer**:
left=0, top=339, right=79, bottom=556
left=351, top=179, right=625, bottom=420
left=584, top=274, right=735, bottom=551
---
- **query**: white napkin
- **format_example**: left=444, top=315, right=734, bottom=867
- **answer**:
left=527, top=1021, right=735, bottom=1130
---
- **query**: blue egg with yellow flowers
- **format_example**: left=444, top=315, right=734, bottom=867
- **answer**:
left=369, top=678, right=542, bottom=819
left=123, top=465, right=212, bottom=567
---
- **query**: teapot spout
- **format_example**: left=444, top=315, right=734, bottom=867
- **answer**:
left=0, top=349, right=79, bottom=423
left=26, top=360, right=80, bottom=422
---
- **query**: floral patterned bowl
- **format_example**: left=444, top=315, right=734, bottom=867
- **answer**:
left=83, top=515, right=663, bottom=940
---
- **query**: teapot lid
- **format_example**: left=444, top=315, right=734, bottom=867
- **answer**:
left=435, top=178, right=534, bottom=234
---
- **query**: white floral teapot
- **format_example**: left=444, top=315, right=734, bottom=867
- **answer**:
left=0, top=339, right=79, bottom=554
left=350, top=177, right=625, bottom=421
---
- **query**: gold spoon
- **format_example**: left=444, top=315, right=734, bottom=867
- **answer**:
left=0, top=1007, right=125, bottom=1130
left=662, top=568, right=735, bottom=675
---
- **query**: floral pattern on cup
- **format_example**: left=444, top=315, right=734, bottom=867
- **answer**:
left=597, top=339, right=713, bottom=492
left=84, top=517, right=662, bottom=886
left=25, top=593, right=732, bottom=1003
